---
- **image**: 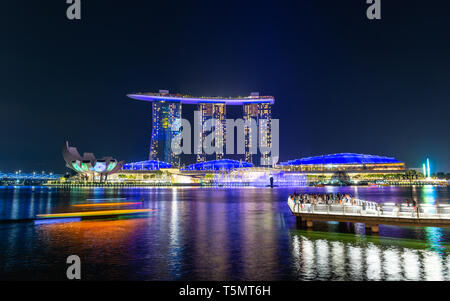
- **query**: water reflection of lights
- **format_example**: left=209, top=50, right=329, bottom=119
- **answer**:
left=402, top=249, right=420, bottom=280
left=348, top=246, right=363, bottom=280
left=423, top=251, right=444, bottom=280
left=29, top=190, right=35, bottom=217
left=3, top=185, right=450, bottom=280
left=425, top=227, right=445, bottom=255
left=240, top=193, right=277, bottom=280
left=301, top=237, right=316, bottom=279
left=331, top=241, right=345, bottom=280
left=292, top=235, right=301, bottom=272
left=290, top=233, right=450, bottom=280
left=421, top=186, right=446, bottom=254
left=170, top=188, right=179, bottom=245
left=34, top=218, right=81, bottom=225
left=383, top=249, right=401, bottom=280
left=36, top=219, right=149, bottom=267
left=37, top=209, right=155, bottom=219
left=73, top=202, right=142, bottom=207
left=316, top=240, right=330, bottom=278
left=86, top=198, right=127, bottom=201
left=168, top=188, right=182, bottom=278
left=366, top=244, right=381, bottom=280
left=12, top=188, right=19, bottom=220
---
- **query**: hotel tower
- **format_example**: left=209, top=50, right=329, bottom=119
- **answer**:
left=127, top=90, right=274, bottom=166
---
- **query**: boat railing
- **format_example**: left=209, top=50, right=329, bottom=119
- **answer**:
left=287, top=198, right=450, bottom=219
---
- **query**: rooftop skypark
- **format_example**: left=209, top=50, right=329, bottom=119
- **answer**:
left=127, top=91, right=275, bottom=105
left=128, top=90, right=274, bottom=166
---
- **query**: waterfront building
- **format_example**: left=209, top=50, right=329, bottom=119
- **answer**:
left=196, top=103, right=226, bottom=162
left=149, top=99, right=182, bottom=165
left=277, top=153, right=406, bottom=180
left=122, top=160, right=172, bottom=171
left=243, top=99, right=272, bottom=165
left=183, top=159, right=252, bottom=171
left=62, top=141, right=124, bottom=181
left=0, top=172, right=60, bottom=185
left=127, top=90, right=275, bottom=166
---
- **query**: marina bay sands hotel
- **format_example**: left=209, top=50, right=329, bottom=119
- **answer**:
left=127, top=90, right=275, bottom=166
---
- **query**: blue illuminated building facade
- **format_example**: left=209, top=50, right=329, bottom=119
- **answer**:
left=278, top=153, right=405, bottom=172
left=0, top=172, right=60, bottom=180
left=183, top=159, right=253, bottom=171
left=149, top=100, right=182, bottom=165
left=122, top=160, right=172, bottom=171
left=0, top=172, right=60, bottom=184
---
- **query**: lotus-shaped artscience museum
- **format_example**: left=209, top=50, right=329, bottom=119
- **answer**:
left=62, top=142, right=124, bottom=180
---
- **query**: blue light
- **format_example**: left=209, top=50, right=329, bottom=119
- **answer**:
left=122, top=160, right=172, bottom=171
left=0, top=172, right=61, bottom=180
left=278, top=153, right=402, bottom=166
left=34, top=218, right=81, bottom=225
left=182, top=159, right=253, bottom=171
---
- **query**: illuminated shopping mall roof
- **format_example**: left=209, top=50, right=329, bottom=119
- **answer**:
left=127, top=91, right=275, bottom=105
left=278, top=153, right=403, bottom=166
left=122, top=160, right=172, bottom=171
left=183, top=159, right=253, bottom=171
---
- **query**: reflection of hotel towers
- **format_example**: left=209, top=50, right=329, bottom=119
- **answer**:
left=127, top=90, right=274, bottom=166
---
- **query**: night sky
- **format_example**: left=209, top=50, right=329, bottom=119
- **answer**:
left=1, top=0, right=449, bottom=173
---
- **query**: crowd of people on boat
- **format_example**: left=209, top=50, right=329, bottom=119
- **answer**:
left=288, top=192, right=421, bottom=216
left=288, top=192, right=366, bottom=206
left=288, top=192, right=380, bottom=213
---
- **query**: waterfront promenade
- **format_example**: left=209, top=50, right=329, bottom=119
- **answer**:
left=288, top=198, right=450, bottom=232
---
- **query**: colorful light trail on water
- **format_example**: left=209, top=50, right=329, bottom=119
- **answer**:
left=37, top=209, right=155, bottom=219
left=73, top=202, right=142, bottom=207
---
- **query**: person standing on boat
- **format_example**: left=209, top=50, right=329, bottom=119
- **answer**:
left=412, top=199, right=417, bottom=217
left=295, top=194, right=301, bottom=211
left=393, top=204, right=400, bottom=217
left=289, top=194, right=296, bottom=212
left=377, top=203, right=383, bottom=216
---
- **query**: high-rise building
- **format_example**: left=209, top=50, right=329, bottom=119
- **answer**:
left=196, top=103, right=226, bottom=162
left=243, top=103, right=259, bottom=164
left=149, top=100, right=182, bottom=164
left=127, top=91, right=274, bottom=166
left=258, top=102, right=272, bottom=166
left=243, top=102, right=272, bottom=165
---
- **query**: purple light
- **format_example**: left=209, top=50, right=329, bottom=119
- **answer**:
left=34, top=218, right=81, bottom=225
left=127, top=94, right=275, bottom=106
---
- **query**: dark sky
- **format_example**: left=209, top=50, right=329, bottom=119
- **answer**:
left=1, top=0, right=449, bottom=173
